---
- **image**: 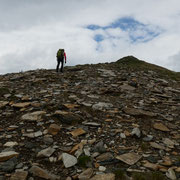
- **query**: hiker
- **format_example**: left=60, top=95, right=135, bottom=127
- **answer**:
left=56, top=49, right=66, bottom=72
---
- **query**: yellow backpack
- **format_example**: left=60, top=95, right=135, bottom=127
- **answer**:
left=57, top=49, right=64, bottom=58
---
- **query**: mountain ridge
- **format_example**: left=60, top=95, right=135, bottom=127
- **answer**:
left=0, top=56, right=180, bottom=179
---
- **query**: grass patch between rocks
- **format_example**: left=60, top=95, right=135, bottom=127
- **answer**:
left=132, top=171, right=167, bottom=180
left=0, top=87, right=10, bottom=96
left=78, top=155, right=91, bottom=168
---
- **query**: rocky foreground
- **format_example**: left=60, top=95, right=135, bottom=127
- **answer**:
left=0, top=56, right=180, bottom=180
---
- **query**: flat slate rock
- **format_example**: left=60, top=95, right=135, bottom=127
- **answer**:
left=0, top=151, right=19, bottom=162
left=116, top=152, right=142, bottom=165
left=150, top=142, right=165, bottom=150
left=37, top=147, right=55, bottom=158
left=12, top=102, right=31, bottom=108
left=90, top=173, right=115, bottom=180
left=0, top=101, right=9, bottom=108
left=78, top=168, right=93, bottom=180
left=62, top=153, right=77, bottom=168
left=10, top=170, right=28, bottom=180
left=123, top=107, right=156, bottom=117
left=70, top=128, right=86, bottom=137
left=29, top=165, right=60, bottom=180
left=153, top=123, right=170, bottom=132
left=21, top=111, right=46, bottom=121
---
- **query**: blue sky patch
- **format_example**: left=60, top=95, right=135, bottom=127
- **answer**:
left=87, top=17, right=162, bottom=44
left=94, top=34, right=104, bottom=42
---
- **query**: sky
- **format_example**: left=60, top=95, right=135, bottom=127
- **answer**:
left=0, top=0, right=180, bottom=74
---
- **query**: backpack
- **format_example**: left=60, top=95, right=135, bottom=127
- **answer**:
left=57, top=49, right=64, bottom=58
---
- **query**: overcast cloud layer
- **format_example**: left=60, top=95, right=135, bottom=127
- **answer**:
left=0, top=0, right=180, bottom=74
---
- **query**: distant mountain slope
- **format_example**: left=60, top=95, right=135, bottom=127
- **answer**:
left=113, top=56, right=180, bottom=81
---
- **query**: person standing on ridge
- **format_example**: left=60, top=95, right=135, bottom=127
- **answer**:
left=56, top=49, right=66, bottom=73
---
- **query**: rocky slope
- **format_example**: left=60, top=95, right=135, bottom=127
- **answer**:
left=0, top=56, right=180, bottom=180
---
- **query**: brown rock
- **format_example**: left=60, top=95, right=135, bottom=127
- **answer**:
left=96, top=152, right=113, bottom=162
left=150, top=142, right=165, bottom=150
left=153, top=123, right=170, bottom=132
left=66, top=177, right=72, bottom=180
left=48, top=124, right=61, bottom=135
left=0, top=151, right=19, bottom=162
left=158, top=166, right=168, bottom=172
left=175, top=167, right=180, bottom=172
left=10, top=171, right=28, bottom=180
left=21, top=96, right=31, bottom=101
left=143, top=160, right=167, bottom=171
left=12, top=102, right=31, bottom=108
left=63, top=104, right=80, bottom=109
left=123, top=107, right=156, bottom=117
left=29, top=165, right=60, bottom=180
left=143, top=160, right=159, bottom=170
left=0, top=101, right=9, bottom=108
left=124, top=130, right=131, bottom=136
left=120, top=84, right=135, bottom=91
left=70, top=141, right=87, bottom=153
left=70, top=128, right=86, bottom=137
left=90, top=173, right=115, bottom=180
left=116, top=152, right=142, bottom=165
left=161, top=156, right=172, bottom=166
left=78, top=168, right=93, bottom=180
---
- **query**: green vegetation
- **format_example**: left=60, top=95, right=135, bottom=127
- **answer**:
left=114, top=56, right=180, bottom=81
left=113, top=169, right=126, bottom=180
left=78, top=155, right=91, bottom=168
left=140, top=142, right=150, bottom=152
left=132, top=171, right=167, bottom=180
left=0, top=87, right=10, bottom=96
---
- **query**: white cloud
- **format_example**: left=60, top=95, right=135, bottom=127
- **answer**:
left=0, top=0, right=180, bottom=74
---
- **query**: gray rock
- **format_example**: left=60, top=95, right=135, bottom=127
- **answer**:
left=143, top=135, right=153, bottom=142
left=37, top=147, right=55, bottom=158
left=163, top=138, right=175, bottom=148
left=22, top=111, right=46, bottom=121
left=92, top=102, right=113, bottom=110
left=99, top=166, right=106, bottom=171
left=84, top=147, right=91, bottom=156
left=24, top=142, right=36, bottom=149
left=131, top=128, right=141, bottom=138
left=166, top=168, right=177, bottom=180
left=98, top=69, right=116, bottom=77
left=16, top=162, right=24, bottom=169
left=120, top=84, right=136, bottom=91
left=0, top=157, right=17, bottom=172
left=43, top=137, right=54, bottom=145
left=96, top=152, right=114, bottom=162
left=94, top=141, right=106, bottom=153
left=62, top=153, right=77, bottom=168
left=82, top=122, right=101, bottom=127
left=34, top=131, right=43, bottom=137
left=120, top=133, right=126, bottom=139
left=75, top=149, right=83, bottom=158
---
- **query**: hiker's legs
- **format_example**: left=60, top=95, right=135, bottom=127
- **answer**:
left=56, top=59, right=60, bottom=72
left=60, top=59, right=64, bottom=72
